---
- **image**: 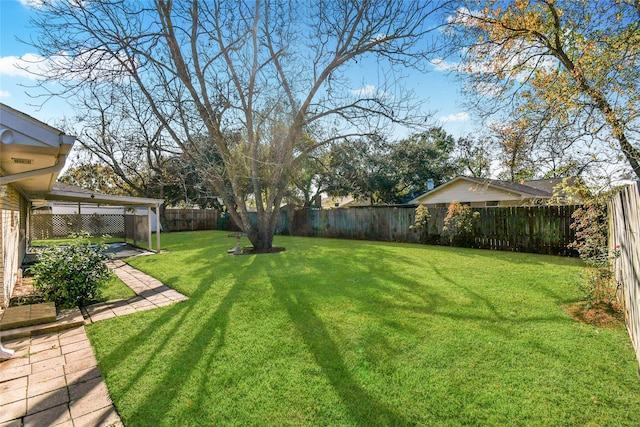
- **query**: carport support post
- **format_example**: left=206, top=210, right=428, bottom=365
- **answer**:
left=155, top=204, right=161, bottom=253
left=147, top=207, right=152, bottom=251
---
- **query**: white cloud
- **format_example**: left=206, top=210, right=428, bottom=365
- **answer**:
left=0, top=53, right=49, bottom=80
left=350, top=84, right=392, bottom=99
left=351, top=84, right=377, bottom=97
left=18, top=0, right=44, bottom=8
left=1, top=50, right=136, bottom=83
left=430, top=58, right=459, bottom=72
left=0, top=90, right=11, bottom=98
left=438, top=112, right=470, bottom=123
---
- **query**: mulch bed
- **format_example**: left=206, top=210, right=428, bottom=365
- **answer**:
left=563, top=301, right=625, bottom=328
left=9, top=276, right=46, bottom=306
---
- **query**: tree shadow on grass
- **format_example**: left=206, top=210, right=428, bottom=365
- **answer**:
left=270, top=277, right=410, bottom=426
left=94, top=234, right=584, bottom=424
left=88, top=257, right=254, bottom=425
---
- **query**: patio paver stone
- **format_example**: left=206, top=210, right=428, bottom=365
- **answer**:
left=1, top=259, right=187, bottom=426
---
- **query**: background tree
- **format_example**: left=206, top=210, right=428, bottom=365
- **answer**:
left=446, top=0, right=640, bottom=181
left=389, top=127, right=460, bottom=201
left=57, top=81, right=186, bottom=227
left=30, top=0, right=448, bottom=249
left=59, top=163, right=130, bottom=196
left=326, top=136, right=395, bottom=204
left=285, top=149, right=333, bottom=208
left=455, top=134, right=494, bottom=178
left=326, top=128, right=460, bottom=204
left=490, top=121, right=535, bottom=182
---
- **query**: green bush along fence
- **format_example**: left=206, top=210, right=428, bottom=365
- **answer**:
left=609, top=182, right=640, bottom=370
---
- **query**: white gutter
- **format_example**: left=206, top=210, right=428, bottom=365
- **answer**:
left=0, top=162, right=66, bottom=185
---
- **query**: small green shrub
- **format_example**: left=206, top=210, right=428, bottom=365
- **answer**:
left=442, top=201, right=480, bottom=247
left=569, top=199, right=620, bottom=306
left=29, top=234, right=112, bottom=308
left=410, top=205, right=431, bottom=243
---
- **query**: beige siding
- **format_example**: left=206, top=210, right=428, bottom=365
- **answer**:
left=417, top=180, right=523, bottom=204
left=1, top=184, right=25, bottom=307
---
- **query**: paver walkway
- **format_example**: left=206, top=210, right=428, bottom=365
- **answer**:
left=0, top=260, right=187, bottom=426
left=83, top=260, right=188, bottom=323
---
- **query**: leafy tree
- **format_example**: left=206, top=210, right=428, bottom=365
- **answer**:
left=390, top=127, right=460, bottom=201
left=29, top=0, right=447, bottom=249
left=490, top=121, right=535, bottom=182
left=285, top=149, right=333, bottom=208
left=326, top=128, right=460, bottom=204
left=455, top=134, right=494, bottom=178
left=59, top=163, right=130, bottom=196
left=447, top=0, right=640, bottom=180
left=326, top=136, right=396, bottom=204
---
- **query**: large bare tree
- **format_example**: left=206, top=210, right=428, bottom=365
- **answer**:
left=445, top=0, right=640, bottom=181
left=28, top=0, right=447, bottom=249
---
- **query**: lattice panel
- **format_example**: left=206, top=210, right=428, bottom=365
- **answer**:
left=31, top=214, right=125, bottom=240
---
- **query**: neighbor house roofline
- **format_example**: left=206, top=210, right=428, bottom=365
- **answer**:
left=409, top=176, right=571, bottom=204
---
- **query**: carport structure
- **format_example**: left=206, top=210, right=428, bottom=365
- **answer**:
left=35, top=182, right=163, bottom=253
left=1, top=103, right=163, bottom=309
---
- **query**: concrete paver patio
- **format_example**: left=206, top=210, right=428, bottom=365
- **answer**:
left=0, top=259, right=187, bottom=426
left=0, top=327, right=121, bottom=427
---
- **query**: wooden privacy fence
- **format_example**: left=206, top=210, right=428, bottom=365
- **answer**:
left=291, top=205, right=579, bottom=256
left=609, top=182, right=640, bottom=370
left=30, top=206, right=578, bottom=255
left=164, top=209, right=218, bottom=231
left=470, top=206, right=576, bottom=255
left=292, top=207, right=415, bottom=242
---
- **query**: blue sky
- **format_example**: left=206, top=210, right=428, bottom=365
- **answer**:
left=0, top=0, right=474, bottom=139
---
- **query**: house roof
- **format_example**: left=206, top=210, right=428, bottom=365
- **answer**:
left=1, top=104, right=164, bottom=208
left=0, top=103, right=75, bottom=194
left=463, top=177, right=553, bottom=197
left=409, top=176, right=576, bottom=204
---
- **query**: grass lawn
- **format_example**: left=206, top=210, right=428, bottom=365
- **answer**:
left=100, top=274, right=136, bottom=302
left=86, top=230, right=640, bottom=426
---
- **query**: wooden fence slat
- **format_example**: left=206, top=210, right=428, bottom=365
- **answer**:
left=287, top=205, right=579, bottom=256
left=610, top=183, right=640, bottom=370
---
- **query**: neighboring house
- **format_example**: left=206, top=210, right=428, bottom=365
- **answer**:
left=0, top=103, right=75, bottom=307
left=321, top=196, right=373, bottom=209
left=409, top=176, right=582, bottom=207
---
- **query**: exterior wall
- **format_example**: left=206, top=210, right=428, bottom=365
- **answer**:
left=416, top=180, right=523, bottom=204
left=0, top=184, right=25, bottom=307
